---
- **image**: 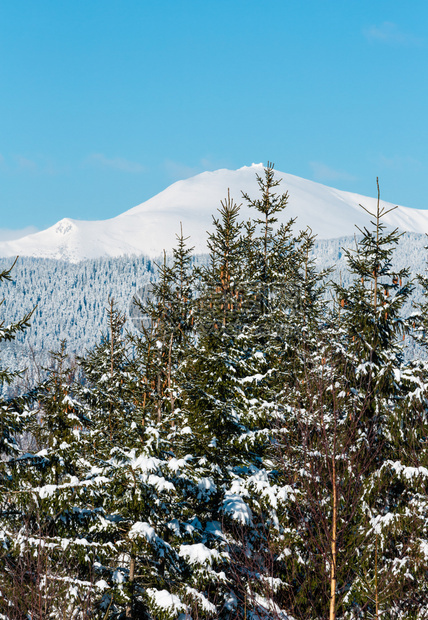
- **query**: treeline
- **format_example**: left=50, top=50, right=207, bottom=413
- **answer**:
left=0, top=165, right=427, bottom=619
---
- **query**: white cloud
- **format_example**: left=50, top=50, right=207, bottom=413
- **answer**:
left=86, top=153, right=146, bottom=173
left=310, top=162, right=356, bottom=183
left=363, top=22, right=424, bottom=46
left=0, top=226, right=38, bottom=242
left=7, top=155, right=64, bottom=175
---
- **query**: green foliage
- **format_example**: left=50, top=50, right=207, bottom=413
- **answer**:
left=2, top=168, right=428, bottom=619
left=0, top=257, right=33, bottom=453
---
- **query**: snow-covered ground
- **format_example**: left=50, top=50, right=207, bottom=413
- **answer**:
left=1, top=164, right=428, bottom=262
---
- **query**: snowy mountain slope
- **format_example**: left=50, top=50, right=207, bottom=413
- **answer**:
left=1, top=164, right=428, bottom=262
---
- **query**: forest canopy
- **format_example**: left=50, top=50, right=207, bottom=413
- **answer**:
left=0, top=164, right=427, bottom=619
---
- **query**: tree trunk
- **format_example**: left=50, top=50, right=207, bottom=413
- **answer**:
left=125, top=555, right=135, bottom=619
left=329, top=457, right=337, bottom=620
left=375, top=534, right=379, bottom=620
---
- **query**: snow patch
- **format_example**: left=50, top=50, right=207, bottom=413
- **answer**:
left=129, top=522, right=157, bottom=543
left=146, top=589, right=186, bottom=614
left=179, top=543, right=221, bottom=566
left=223, top=492, right=253, bottom=524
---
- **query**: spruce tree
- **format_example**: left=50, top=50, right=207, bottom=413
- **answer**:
left=177, top=185, right=300, bottom=617
left=0, top=259, right=43, bottom=617
left=240, top=163, right=318, bottom=427
left=172, top=192, right=252, bottom=616
left=1, top=341, right=97, bottom=618
left=130, top=226, right=195, bottom=427
left=0, top=258, right=33, bottom=454
left=331, top=181, right=423, bottom=617
left=241, top=161, right=292, bottom=319
left=78, top=256, right=220, bottom=618
left=236, top=226, right=335, bottom=618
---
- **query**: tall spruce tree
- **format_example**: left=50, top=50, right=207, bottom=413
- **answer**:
left=1, top=341, right=98, bottom=618
left=0, top=258, right=33, bottom=453
left=0, top=258, right=42, bottom=617
left=178, top=179, right=308, bottom=618
left=78, top=249, right=223, bottom=619
left=240, top=163, right=314, bottom=428
left=332, top=181, right=424, bottom=617
left=235, top=222, right=335, bottom=618
left=175, top=191, right=258, bottom=617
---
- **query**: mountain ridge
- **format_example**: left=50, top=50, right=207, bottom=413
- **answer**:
left=2, top=164, right=428, bottom=262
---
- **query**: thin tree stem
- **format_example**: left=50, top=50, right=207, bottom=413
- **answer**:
left=329, top=455, right=337, bottom=620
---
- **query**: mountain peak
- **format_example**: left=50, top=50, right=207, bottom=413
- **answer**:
left=54, top=219, right=77, bottom=236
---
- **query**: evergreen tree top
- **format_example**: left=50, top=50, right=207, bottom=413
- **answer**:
left=242, top=161, right=289, bottom=225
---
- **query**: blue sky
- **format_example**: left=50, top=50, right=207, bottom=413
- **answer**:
left=1, top=1, right=428, bottom=236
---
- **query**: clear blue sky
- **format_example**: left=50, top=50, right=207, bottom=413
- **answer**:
left=1, top=0, right=428, bottom=236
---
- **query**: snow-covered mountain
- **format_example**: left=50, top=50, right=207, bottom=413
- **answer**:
left=2, top=164, right=428, bottom=262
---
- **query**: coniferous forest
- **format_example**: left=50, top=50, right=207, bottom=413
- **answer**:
left=1, top=164, right=428, bottom=619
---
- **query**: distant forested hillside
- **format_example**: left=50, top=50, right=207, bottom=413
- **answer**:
left=0, top=231, right=426, bottom=386
left=0, top=255, right=155, bottom=386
